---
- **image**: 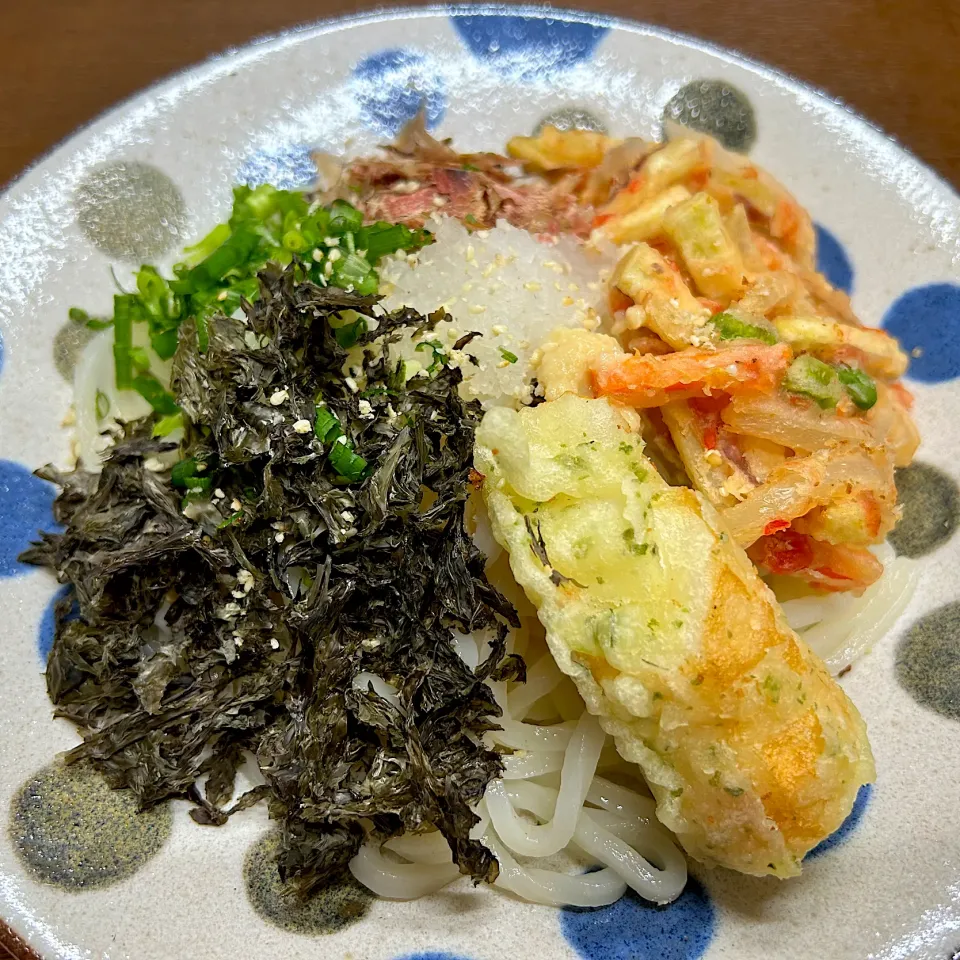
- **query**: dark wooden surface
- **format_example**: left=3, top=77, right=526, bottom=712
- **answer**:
left=2, top=0, right=960, bottom=190
left=0, top=2, right=957, bottom=958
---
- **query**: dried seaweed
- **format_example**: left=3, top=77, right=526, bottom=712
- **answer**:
left=22, top=262, right=523, bottom=895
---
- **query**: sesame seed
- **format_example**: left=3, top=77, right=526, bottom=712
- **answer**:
left=231, top=499, right=242, bottom=511
left=269, top=389, right=289, bottom=406
left=214, top=488, right=225, bottom=499
left=312, top=248, right=325, bottom=262
left=491, top=324, right=507, bottom=336
left=216, top=290, right=229, bottom=301
left=524, top=281, right=542, bottom=292
left=432, top=195, right=448, bottom=208
left=293, top=419, right=312, bottom=434
left=270, top=638, right=280, bottom=650
left=327, top=248, right=342, bottom=262
left=469, top=304, right=486, bottom=315
left=497, top=360, right=511, bottom=369
left=275, top=532, right=285, bottom=543
left=344, top=377, right=359, bottom=393
left=323, top=236, right=340, bottom=246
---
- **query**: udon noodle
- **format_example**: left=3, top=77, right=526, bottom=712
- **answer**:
left=349, top=621, right=688, bottom=907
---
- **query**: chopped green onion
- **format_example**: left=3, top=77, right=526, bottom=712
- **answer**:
left=709, top=311, right=778, bottom=345
left=112, top=296, right=135, bottom=389
left=282, top=230, right=309, bottom=253
left=836, top=364, right=878, bottom=410
left=313, top=404, right=342, bottom=444
left=75, top=189, right=433, bottom=407
left=186, top=225, right=260, bottom=289
left=150, top=327, right=180, bottom=360
left=181, top=223, right=231, bottom=266
left=216, top=510, right=244, bottom=530
left=333, top=316, right=367, bottom=348
left=186, top=477, right=213, bottom=494
left=783, top=354, right=843, bottom=409
left=355, top=222, right=431, bottom=262
left=499, top=347, right=519, bottom=364
left=328, top=200, right=363, bottom=235
left=328, top=438, right=368, bottom=482
left=152, top=412, right=184, bottom=437
left=415, top=339, right=446, bottom=373
left=128, top=346, right=152, bottom=374
left=170, top=457, right=200, bottom=488
left=132, top=374, right=180, bottom=416
left=95, top=390, right=110, bottom=421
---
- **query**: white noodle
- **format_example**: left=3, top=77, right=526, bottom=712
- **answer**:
left=586, top=776, right=658, bottom=822
left=384, top=831, right=456, bottom=865
left=780, top=542, right=919, bottom=674
left=451, top=630, right=481, bottom=670
left=349, top=842, right=461, bottom=899
left=485, top=712, right=604, bottom=858
left=491, top=720, right=575, bottom=752
left=507, top=653, right=565, bottom=717
left=501, top=751, right=564, bottom=780
left=351, top=673, right=403, bottom=713
left=482, top=829, right=627, bottom=908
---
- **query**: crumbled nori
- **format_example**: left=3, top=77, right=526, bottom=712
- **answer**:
left=22, top=262, right=524, bottom=896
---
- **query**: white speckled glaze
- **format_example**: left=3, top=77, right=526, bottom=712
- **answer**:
left=1, top=8, right=959, bottom=960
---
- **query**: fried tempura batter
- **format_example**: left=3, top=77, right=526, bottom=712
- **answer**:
left=475, top=393, right=874, bottom=877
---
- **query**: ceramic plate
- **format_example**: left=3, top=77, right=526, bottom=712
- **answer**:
left=2, top=6, right=959, bottom=959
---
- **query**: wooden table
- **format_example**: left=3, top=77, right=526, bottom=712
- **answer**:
left=0, top=2, right=956, bottom=958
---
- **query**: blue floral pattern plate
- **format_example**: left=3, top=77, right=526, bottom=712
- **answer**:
left=1, top=7, right=959, bottom=959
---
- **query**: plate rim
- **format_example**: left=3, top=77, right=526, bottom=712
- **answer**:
left=1, top=3, right=958, bottom=209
